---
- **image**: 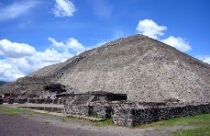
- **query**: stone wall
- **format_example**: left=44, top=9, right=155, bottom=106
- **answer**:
left=68, top=101, right=210, bottom=127
left=63, top=93, right=126, bottom=117
left=91, top=101, right=112, bottom=118
left=112, top=102, right=210, bottom=127
left=64, top=104, right=89, bottom=116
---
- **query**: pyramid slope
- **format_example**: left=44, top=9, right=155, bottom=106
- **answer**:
left=1, top=35, right=210, bottom=102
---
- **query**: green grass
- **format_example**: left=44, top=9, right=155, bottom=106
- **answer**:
left=160, top=114, right=210, bottom=127
left=167, top=114, right=210, bottom=136
left=172, top=127, right=210, bottom=136
left=135, top=114, right=210, bottom=128
left=0, top=106, right=55, bottom=117
left=94, top=118, right=114, bottom=126
left=0, top=106, right=35, bottom=116
left=89, top=113, right=99, bottom=118
left=135, top=114, right=210, bottom=136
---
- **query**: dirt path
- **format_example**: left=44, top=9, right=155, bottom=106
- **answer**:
left=0, top=112, right=116, bottom=136
left=0, top=104, right=196, bottom=136
left=0, top=112, right=194, bottom=136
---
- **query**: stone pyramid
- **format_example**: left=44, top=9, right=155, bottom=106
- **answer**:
left=1, top=34, right=210, bottom=102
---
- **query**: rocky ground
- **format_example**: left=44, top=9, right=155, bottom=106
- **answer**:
left=0, top=105, right=196, bottom=136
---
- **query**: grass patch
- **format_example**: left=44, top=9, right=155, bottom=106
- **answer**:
left=89, top=113, right=99, bottom=118
left=94, top=119, right=114, bottom=126
left=169, top=114, right=210, bottom=136
left=172, top=127, right=210, bottom=136
left=134, top=114, right=210, bottom=135
left=0, top=106, right=35, bottom=116
left=89, top=113, right=106, bottom=119
left=0, top=106, right=56, bottom=117
left=135, top=114, right=210, bottom=128
left=159, top=114, right=210, bottom=127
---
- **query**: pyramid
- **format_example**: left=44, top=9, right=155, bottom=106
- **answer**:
left=1, top=34, right=210, bottom=102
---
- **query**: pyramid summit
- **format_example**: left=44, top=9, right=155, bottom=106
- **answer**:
left=1, top=34, right=210, bottom=102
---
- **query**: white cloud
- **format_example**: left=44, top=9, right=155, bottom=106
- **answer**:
left=48, top=37, right=85, bottom=52
left=162, top=36, right=191, bottom=52
left=53, top=0, right=76, bottom=17
left=0, top=60, right=25, bottom=81
left=0, top=39, right=36, bottom=58
left=136, top=19, right=192, bottom=52
left=33, top=48, right=72, bottom=65
left=0, top=38, right=85, bottom=82
left=48, top=37, right=64, bottom=47
left=136, top=19, right=167, bottom=39
left=0, top=1, right=38, bottom=21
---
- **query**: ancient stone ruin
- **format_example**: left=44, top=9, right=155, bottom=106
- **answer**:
left=1, top=34, right=210, bottom=103
left=64, top=91, right=127, bottom=117
left=64, top=91, right=210, bottom=127
left=0, top=34, right=210, bottom=127
left=111, top=101, right=210, bottom=127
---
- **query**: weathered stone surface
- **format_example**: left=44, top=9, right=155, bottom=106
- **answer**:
left=0, top=34, right=210, bottom=102
left=64, top=92, right=126, bottom=117
left=64, top=93, right=210, bottom=127
left=111, top=102, right=210, bottom=127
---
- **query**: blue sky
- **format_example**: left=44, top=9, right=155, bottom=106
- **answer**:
left=0, top=0, right=209, bottom=82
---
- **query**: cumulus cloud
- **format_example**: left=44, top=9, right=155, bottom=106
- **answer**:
left=33, top=48, right=72, bottom=65
left=136, top=19, right=191, bottom=52
left=0, top=60, right=25, bottom=81
left=136, top=19, right=167, bottom=39
left=162, top=36, right=191, bottom=52
left=48, top=37, right=85, bottom=52
left=0, top=37, right=85, bottom=82
left=0, top=1, right=39, bottom=21
left=53, top=0, right=76, bottom=17
left=0, top=39, right=36, bottom=58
